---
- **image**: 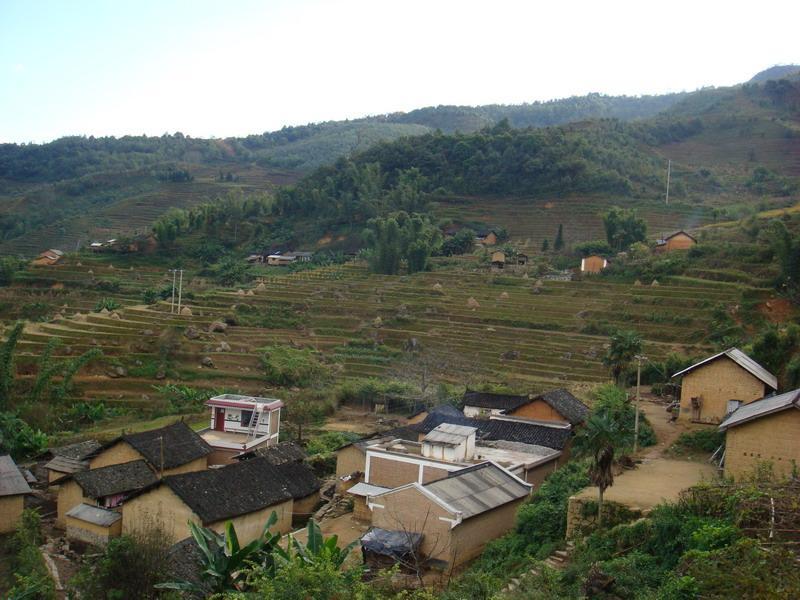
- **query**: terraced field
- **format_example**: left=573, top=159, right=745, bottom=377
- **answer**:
left=433, top=195, right=713, bottom=248
left=1, top=255, right=759, bottom=412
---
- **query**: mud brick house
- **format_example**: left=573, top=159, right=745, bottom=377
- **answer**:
left=64, top=504, right=123, bottom=546
left=122, top=456, right=320, bottom=543
left=580, top=255, right=608, bottom=274
left=656, top=230, right=697, bottom=252
left=672, top=348, right=777, bottom=424
left=87, top=421, right=211, bottom=475
left=505, top=388, right=589, bottom=427
left=368, top=462, right=531, bottom=569
left=32, top=248, right=64, bottom=266
left=475, top=230, right=498, bottom=246
left=44, top=439, right=101, bottom=486
left=462, top=391, right=530, bottom=418
left=199, top=394, right=283, bottom=464
left=719, top=389, right=800, bottom=479
left=55, top=459, right=158, bottom=528
left=490, top=251, right=506, bottom=271
left=0, top=455, right=32, bottom=534
left=335, top=426, right=421, bottom=492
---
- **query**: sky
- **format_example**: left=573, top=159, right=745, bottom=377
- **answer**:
left=1, top=0, right=798, bottom=144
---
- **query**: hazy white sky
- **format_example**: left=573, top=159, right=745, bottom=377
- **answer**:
left=1, top=0, right=798, bottom=143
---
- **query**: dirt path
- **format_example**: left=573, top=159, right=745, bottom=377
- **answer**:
left=637, top=398, right=684, bottom=459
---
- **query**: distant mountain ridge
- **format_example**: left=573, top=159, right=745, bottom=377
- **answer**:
left=749, top=64, right=800, bottom=83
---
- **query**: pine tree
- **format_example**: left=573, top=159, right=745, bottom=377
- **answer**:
left=554, top=224, right=564, bottom=251
left=541, top=239, right=550, bottom=252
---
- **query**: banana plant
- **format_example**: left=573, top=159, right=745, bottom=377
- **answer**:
left=156, top=511, right=282, bottom=595
left=284, top=518, right=358, bottom=570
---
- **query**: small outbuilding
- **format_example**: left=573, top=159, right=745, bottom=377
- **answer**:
left=65, top=503, right=123, bottom=547
left=45, top=440, right=102, bottom=486
left=32, top=249, right=64, bottom=266
left=462, top=391, right=530, bottom=418
left=490, top=251, right=506, bottom=271
left=0, top=455, right=32, bottom=533
left=719, top=389, right=800, bottom=479
left=505, top=388, right=589, bottom=427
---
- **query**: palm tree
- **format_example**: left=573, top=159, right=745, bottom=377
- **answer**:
left=576, top=413, right=623, bottom=527
left=603, top=329, right=643, bottom=384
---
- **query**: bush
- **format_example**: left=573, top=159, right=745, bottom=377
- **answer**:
left=305, top=431, right=360, bottom=456
left=94, top=297, right=121, bottom=312
left=0, top=412, right=48, bottom=460
left=6, top=509, right=54, bottom=600
left=672, top=429, right=725, bottom=454
left=141, top=288, right=159, bottom=305
left=261, top=345, right=329, bottom=387
left=592, top=384, right=657, bottom=450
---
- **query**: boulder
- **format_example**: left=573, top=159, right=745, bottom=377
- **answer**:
left=501, top=350, right=520, bottom=360
left=184, top=326, right=201, bottom=340
left=200, top=356, right=215, bottom=368
left=209, top=321, right=228, bottom=333
left=215, top=341, right=231, bottom=352
left=107, top=365, right=126, bottom=378
left=142, top=329, right=155, bottom=337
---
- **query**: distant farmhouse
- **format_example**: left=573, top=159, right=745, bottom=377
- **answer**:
left=462, top=389, right=589, bottom=427
left=32, top=249, right=64, bottom=266
left=475, top=230, right=498, bottom=246
left=672, top=348, right=777, bottom=424
left=655, top=230, right=697, bottom=252
left=719, top=389, right=800, bottom=479
left=580, top=255, right=607, bottom=274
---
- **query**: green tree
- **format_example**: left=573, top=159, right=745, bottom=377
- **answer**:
left=541, top=239, right=549, bottom=252
left=575, top=413, right=624, bottom=526
left=363, top=212, right=441, bottom=275
left=0, top=321, right=23, bottom=411
left=554, top=224, right=564, bottom=251
left=0, top=257, right=24, bottom=287
left=603, top=206, right=647, bottom=252
left=603, top=329, right=643, bottom=384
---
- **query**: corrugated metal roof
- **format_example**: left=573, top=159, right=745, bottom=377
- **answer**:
left=347, top=482, right=390, bottom=497
left=424, top=463, right=530, bottom=519
left=672, top=348, right=778, bottom=390
left=423, top=423, right=477, bottom=446
left=66, top=503, right=121, bottom=527
left=0, top=455, right=33, bottom=497
left=719, top=389, right=800, bottom=430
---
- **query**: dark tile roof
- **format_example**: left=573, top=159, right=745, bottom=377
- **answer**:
left=530, top=389, right=590, bottom=425
left=463, top=391, right=530, bottom=411
left=0, top=455, right=32, bottom=497
left=168, top=537, right=210, bottom=597
left=52, top=440, right=102, bottom=460
left=412, top=410, right=571, bottom=450
left=72, top=460, right=158, bottom=499
left=157, top=457, right=319, bottom=524
left=352, top=426, right=422, bottom=452
left=93, top=421, right=211, bottom=471
left=237, top=442, right=307, bottom=465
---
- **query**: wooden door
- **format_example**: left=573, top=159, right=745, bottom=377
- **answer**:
left=214, top=408, right=226, bottom=431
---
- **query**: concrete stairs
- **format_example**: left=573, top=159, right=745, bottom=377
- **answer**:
left=504, top=541, right=575, bottom=593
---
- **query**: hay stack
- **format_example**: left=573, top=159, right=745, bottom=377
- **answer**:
left=467, top=297, right=480, bottom=309
left=634, top=279, right=642, bottom=287
left=180, top=306, right=193, bottom=316
left=432, top=282, right=444, bottom=294
left=237, top=289, right=246, bottom=296
left=256, top=282, right=267, bottom=292
left=246, top=290, right=255, bottom=296
left=651, top=279, right=660, bottom=287
left=373, top=316, right=383, bottom=328
left=499, top=291, right=509, bottom=300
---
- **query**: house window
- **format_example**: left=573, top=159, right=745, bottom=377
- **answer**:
left=241, top=410, right=254, bottom=427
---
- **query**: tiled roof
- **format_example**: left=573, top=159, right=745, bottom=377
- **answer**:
left=424, top=462, right=530, bottom=519
left=45, top=455, right=89, bottom=476
left=0, top=455, right=32, bottom=497
left=530, top=388, right=590, bottom=425
left=462, top=391, right=530, bottom=411
left=72, top=460, right=157, bottom=499
left=238, top=441, right=307, bottom=465
left=51, top=440, right=101, bottom=460
left=93, top=421, right=211, bottom=471
left=155, top=457, right=319, bottom=524
left=719, top=389, right=800, bottom=430
left=672, top=348, right=778, bottom=391
left=412, top=408, right=571, bottom=450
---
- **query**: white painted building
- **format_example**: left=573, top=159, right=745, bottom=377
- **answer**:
left=199, top=394, right=283, bottom=464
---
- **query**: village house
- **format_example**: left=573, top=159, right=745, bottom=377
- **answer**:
left=580, top=255, right=608, bottom=274
left=0, top=455, right=32, bottom=534
left=367, top=462, right=531, bottom=570
left=462, top=391, right=529, bottom=418
left=266, top=251, right=314, bottom=266
left=656, top=230, right=697, bottom=252
left=475, top=230, right=498, bottom=246
left=672, top=348, right=777, bottom=424
left=44, top=439, right=101, bottom=486
left=32, top=249, right=64, bottom=266
left=121, top=456, right=318, bottom=544
left=234, top=441, right=306, bottom=466
left=516, top=253, right=528, bottom=266
left=87, top=421, right=211, bottom=475
left=55, top=459, right=158, bottom=529
left=199, top=394, right=282, bottom=464
left=490, top=251, right=506, bottom=271
left=719, top=388, right=800, bottom=479
left=504, top=388, right=589, bottom=427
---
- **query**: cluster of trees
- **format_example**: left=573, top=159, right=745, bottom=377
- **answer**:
left=362, top=211, right=442, bottom=274
left=602, top=206, right=648, bottom=252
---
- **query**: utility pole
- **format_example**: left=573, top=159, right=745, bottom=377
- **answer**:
left=665, top=159, right=671, bottom=205
left=169, top=269, right=177, bottom=314
left=177, top=269, right=184, bottom=315
left=633, top=354, right=647, bottom=454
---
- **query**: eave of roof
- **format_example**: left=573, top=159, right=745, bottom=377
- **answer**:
left=719, top=390, right=800, bottom=430
left=671, top=348, right=778, bottom=390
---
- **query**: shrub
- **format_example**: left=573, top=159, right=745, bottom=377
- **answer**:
left=672, top=429, right=725, bottom=454
left=305, top=431, right=360, bottom=456
left=0, top=412, right=48, bottom=459
left=261, top=346, right=329, bottom=387
left=6, top=509, right=54, bottom=600
left=141, top=288, right=159, bottom=305
left=94, top=297, right=121, bottom=312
